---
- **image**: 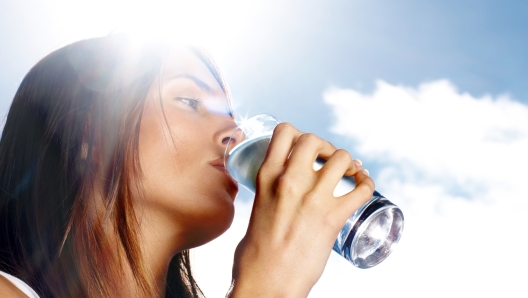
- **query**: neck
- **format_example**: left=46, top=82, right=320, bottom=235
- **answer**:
left=89, top=196, right=183, bottom=297
left=88, top=179, right=193, bottom=297
left=109, top=216, right=184, bottom=297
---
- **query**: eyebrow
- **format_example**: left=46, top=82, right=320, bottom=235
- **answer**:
left=165, top=73, right=214, bottom=94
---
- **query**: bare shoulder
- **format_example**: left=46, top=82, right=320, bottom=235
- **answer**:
left=0, top=274, right=29, bottom=298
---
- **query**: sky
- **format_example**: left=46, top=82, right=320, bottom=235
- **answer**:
left=1, top=0, right=527, bottom=297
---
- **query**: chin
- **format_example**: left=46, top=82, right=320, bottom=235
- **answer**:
left=185, top=205, right=235, bottom=249
left=209, top=204, right=235, bottom=238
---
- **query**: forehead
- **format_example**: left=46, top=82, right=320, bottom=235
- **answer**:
left=160, top=46, right=221, bottom=91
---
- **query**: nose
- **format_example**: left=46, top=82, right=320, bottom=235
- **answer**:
left=214, top=117, right=246, bottom=158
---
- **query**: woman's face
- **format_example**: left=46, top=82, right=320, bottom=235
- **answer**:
left=136, top=47, right=239, bottom=250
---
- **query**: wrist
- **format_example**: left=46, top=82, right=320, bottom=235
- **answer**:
left=227, top=272, right=312, bottom=298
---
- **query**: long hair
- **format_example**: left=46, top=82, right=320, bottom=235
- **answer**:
left=0, top=34, right=226, bottom=297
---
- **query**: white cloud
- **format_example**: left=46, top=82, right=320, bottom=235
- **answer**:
left=311, top=80, right=528, bottom=297
left=325, top=79, right=528, bottom=204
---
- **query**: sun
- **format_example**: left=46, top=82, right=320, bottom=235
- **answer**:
left=47, top=0, right=263, bottom=60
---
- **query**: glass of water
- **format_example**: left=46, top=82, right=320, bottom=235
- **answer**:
left=224, top=114, right=404, bottom=269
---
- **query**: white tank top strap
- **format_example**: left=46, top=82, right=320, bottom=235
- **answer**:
left=0, top=270, right=40, bottom=298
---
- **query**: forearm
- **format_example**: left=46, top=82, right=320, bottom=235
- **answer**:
left=227, top=236, right=317, bottom=298
left=227, top=274, right=312, bottom=298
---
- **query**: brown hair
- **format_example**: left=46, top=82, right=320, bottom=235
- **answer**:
left=0, top=34, right=226, bottom=297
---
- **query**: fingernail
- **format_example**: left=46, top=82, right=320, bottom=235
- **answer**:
left=353, top=159, right=362, bottom=167
left=362, top=169, right=370, bottom=176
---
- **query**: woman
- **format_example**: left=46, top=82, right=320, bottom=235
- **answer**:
left=0, top=34, right=374, bottom=297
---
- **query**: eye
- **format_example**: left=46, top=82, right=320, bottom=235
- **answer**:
left=176, top=97, right=202, bottom=111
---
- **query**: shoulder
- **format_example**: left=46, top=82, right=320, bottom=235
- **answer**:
left=0, top=271, right=40, bottom=298
left=0, top=273, right=28, bottom=298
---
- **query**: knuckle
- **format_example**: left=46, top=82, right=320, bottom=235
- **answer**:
left=333, top=149, right=353, bottom=163
left=357, top=179, right=375, bottom=199
left=256, top=164, right=271, bottom=182
left=302, top=191, right=319, bottom=205
left=257, top=160, right=283, bottom=183
left=365, top=176, right=375, bottom=190
left=274, top=122, right=295, bottom=135
left=275, top=174, right=297, bottom=195
left=297, top=133, right=320, bottom=145
left=257, top=162, right=270, bottom=175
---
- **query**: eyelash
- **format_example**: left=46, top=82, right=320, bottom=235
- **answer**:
left=176, top=97, right=203, bottom=111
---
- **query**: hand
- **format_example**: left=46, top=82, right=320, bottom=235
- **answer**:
left=229, top=123, right=375, bottom=297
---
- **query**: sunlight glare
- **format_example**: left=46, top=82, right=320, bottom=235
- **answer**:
left=47, top=0, right=265, bottom=58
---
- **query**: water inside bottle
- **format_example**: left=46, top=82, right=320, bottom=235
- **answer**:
left=226, top=135, right=271, bottom=192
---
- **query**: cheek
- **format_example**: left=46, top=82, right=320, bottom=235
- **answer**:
left=137, top=123, right=194, bottom=200
left=138, top=108, right=199, bottom=176
left=137, top=116, right=234, bottom=226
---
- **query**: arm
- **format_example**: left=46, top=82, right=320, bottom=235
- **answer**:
left=228, top=123, right=374, bottom=297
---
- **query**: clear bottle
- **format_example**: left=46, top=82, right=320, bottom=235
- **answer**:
left=224, top=114, right=404, bottom=268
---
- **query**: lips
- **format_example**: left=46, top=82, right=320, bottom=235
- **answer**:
left=209, top=157, right=239, bottom=200
left=210, top=157, right=238, bottom=189
left=209, top=157, right=228, bottom=174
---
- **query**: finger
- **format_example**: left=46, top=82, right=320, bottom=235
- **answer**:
left=257, top=123, right=303, bottom=191
left=314, top=149, right=362, bottom=193
left=335, top=170, right=375, bottom=220
left=286, top=133, right=337, bottom=174
left=264, top=122, right=303, bottom=166
left=343, top=158, right=363, bottom=177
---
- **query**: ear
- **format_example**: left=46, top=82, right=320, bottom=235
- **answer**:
left=80, top=114, right=102, bottom=166
left=81, top=141, right=89, bottom=160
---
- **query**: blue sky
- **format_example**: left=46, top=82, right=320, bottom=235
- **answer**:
left=1, top=0, right=527, bottom=297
